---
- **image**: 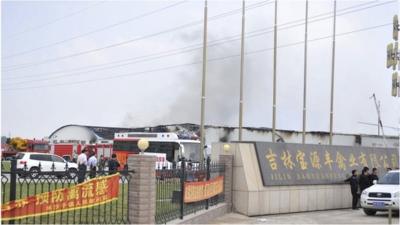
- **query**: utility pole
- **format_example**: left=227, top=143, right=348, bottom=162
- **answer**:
left=272, top=0, right=278, bottom=143
left=329, top=0, right=337, bottom=145
left=370, top=94, right=387, bottom=147
left=200, top=0, right=208, bottom=163
left=238, top=0, right=245, bottom=141
left=377, top=100, right=381, bottom=136
left=302, top=0, right=309, bottom=144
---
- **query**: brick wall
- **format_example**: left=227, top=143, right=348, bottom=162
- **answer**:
left=127, top=154, right=156, bottom=224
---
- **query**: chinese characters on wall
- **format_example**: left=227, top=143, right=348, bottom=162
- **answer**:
left=255, top=143, right=399, bottom=186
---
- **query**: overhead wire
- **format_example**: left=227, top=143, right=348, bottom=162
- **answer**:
left=2, top=0, right=393, bottom=84
left=3, top=0, right=379, bottom=61
left=4, top=1, right=106, bottom=39
left=6, top=0, right=386, bottom=72
left=2, top=22, right=391, bottom=92
left=1, top=0, right=274, bottom=71
left=2, top=1, right=188, bottom=60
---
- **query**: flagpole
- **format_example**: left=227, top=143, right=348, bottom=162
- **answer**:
left=272, top=0, right=278, bottom=142
left=239, top=0, right=245, bottom=141
left=302, top=0, right=309, bottom=144
left=200, top=0, right=208, bottom=162
left=329, top=0, right=337, bottom=145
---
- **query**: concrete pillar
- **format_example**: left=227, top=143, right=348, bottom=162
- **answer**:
left=219, top=155, right=233, bottom=212
left=127, top=154, right=156, bottom=224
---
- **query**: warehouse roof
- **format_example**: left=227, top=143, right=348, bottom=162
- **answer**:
left=49, top=123, right=397, bottom=141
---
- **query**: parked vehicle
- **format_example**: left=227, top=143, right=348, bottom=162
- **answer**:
left=51, top=141, right=112, bottom=162
left=15, top=152, right=78, bottom=179
left=360, top=170, right=400, bottom=215
left=62, top=155, right=73, bottom=162
left=113, top=132, right=200, bottom=169
left=143, top=152, right=173, bottom=169
left=51, top=143, right=83, bottom=161
left=2, top=138, right=50, bottom=158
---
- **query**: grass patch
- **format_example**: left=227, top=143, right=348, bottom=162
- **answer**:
left=1, top=174, right=218, bottom=224
left=155, top=179, right=181, bottom=224
left=1, top=161, right=11, bottom=172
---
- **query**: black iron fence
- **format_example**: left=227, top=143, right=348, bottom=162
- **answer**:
left=155, top=157, right=225, bottom=224
left=1, top=160, right=134, bottom=224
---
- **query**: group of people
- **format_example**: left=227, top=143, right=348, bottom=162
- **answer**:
left=76, top=148, right=121, bottom=183
left=345, top=167, right=391, bottom=210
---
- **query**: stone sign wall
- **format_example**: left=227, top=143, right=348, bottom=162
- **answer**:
left=254, top=142, right=399, bottom=186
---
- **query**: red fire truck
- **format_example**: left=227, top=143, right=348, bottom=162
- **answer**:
left=51, top=140, right=113, bottom=162
left=1, top=138, right=51, bottom=158
left=95, top=140, right=113, bottom=159
left=51, top=142, right=84, bottom=161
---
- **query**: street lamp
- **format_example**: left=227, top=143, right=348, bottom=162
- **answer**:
left=223, top=144, right=230, bottom=153
left=137, top=139, right=149, bottom=154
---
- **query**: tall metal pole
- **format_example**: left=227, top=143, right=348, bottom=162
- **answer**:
left=370, top=94, right=387, bottom=147
left=200, top=0, right=208, bottom=162
left=329, top=0, right=336, bottom=145
left=272, top=0, right=278, bottom=143
left=239, top=0, right=245, bottom=141
left=302, top=0, right=309, bottom=144
left=377, top=101, right=380, bottom=136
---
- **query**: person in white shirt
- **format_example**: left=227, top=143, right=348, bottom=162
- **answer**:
left=77, top=149, right=88, bottom=183
left=77, top=150, right=87, bottom=165
left=88, top=152, right=98, bottom=179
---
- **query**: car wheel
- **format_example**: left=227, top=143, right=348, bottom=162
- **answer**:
left=363, top=208, right=377, bottom=216
left=29, top=167, right=40, bottom=179
left=68, top=168, right=78, bottom=179
left=18, top=172, right=26, bottom=178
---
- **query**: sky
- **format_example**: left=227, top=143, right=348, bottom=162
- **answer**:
left=1, top=0, right=400, bottom=139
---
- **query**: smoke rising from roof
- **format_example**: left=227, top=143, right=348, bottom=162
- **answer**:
left=149, top=30, right=251, bottom=127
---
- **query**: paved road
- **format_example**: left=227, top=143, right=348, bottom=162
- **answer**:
left=209, top=209, right=399, bottom=224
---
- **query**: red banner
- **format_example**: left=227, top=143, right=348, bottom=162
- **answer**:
left=1, top=173, right=119, bottom=221
left=184, top=176, right=224, bottom=203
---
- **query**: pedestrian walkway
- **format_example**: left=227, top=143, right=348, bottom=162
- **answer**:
left=208, top=209, right=399, bottom=224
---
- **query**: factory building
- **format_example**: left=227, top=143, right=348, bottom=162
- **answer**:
left=48, top=123, right=399, bottom=148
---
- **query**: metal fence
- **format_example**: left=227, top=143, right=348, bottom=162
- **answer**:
left=1, top=160, right=134, bottom=224
left=155, top=157, right=225, bottom=224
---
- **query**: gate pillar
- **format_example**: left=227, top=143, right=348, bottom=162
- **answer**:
left=127, top=154, right=157, bottom=224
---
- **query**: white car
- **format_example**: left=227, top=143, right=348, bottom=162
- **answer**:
left=15, top=152, right=78, bottom=179
left=360, top=170, right=400, bottom=215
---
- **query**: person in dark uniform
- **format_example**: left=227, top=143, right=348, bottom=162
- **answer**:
left=98, top=155, right=107, bottom=175
left=344, top=169, right=359, bottom=209
left=186, top=162, right=195, bottom=181
left=108, top=154, right=120, bottom=175
left=359, top=167, right=370, bottom=193
left=369, top=168, right=379, bottom=185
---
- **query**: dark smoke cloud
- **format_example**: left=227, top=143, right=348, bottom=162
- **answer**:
left=151, top=33, right=243, bottom=126
left=121, top=28, right=274, bottom=128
